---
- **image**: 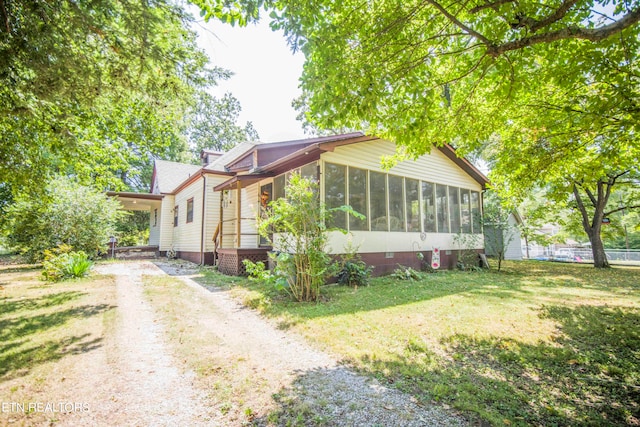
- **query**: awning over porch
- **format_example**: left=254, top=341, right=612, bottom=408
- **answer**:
left=106, top=191, right=163, bottom=211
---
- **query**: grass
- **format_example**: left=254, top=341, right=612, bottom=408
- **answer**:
left=196, top=261, right=640, bottom=426
left=0, top=256, right=116, bottom=425
left=142, top=273, right=274, bottom=425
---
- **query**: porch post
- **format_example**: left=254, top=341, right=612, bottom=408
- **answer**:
left=235, top=181, right=242, bottom=249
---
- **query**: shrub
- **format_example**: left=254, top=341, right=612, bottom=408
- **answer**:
left=2, top=176, right=122, bottom=261
left=336, top=260, right=372, bottom=287
left=391, top=265, right=422, bottom=281
left=42, top=249, right=93, bottom=282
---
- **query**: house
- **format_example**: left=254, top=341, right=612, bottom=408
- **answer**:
left=484, top=211, right=523, bottom=261
left=109, top=133, right=489, bottom=275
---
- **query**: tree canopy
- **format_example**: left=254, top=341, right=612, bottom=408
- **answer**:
left=198, top=0, right=639, bottom=267
left=0, top=0, right=256, bottom=193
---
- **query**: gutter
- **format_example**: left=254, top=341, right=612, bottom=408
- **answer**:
left=200, top=172, right=207, bottom=265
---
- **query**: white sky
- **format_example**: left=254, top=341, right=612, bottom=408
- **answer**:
left=192, top=16, right=307, bottom=143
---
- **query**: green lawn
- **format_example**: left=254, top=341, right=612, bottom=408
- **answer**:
left=197, top=261, right=640, bottom=426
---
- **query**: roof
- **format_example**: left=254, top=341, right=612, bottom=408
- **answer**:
left=204, top=142, right=258, bottom=172
left=213, top=133, right=489, bottom=190
left=151, top=160, right=202, bottom=194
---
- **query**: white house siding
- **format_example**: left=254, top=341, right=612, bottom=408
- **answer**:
left=203, top=174, right=227, bottom=252
left=221, top=187, right=236, bottom=248
left=149, top=205, right=160, bottom=246
left=172, top=179, right=204, bottom=253
left=504, top=214, right=523, bottom=260
left=322, top=139, right=482, bottom=189
left=158, top=194, right=175, bottom=251
left=240, top=183, right=260, bottom=248
left=321, top=139, right=483, bottom=255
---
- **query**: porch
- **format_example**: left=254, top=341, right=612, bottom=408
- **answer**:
left=214, top=176, right=271, bottom=276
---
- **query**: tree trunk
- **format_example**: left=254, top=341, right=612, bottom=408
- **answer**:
left=590, top=230, right=610, bottom=268
left=573, top=181, right=611, bottom=268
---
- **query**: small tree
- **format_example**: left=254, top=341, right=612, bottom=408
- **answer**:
left=2, top=176, right=122, bottom=261
left=483, top=192, right=517, bottom=271
left=255, top=174, right=333, bottom=302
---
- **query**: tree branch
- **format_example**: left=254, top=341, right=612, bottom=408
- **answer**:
left=529, top=0, right=581, bottom=32
left=424, top=0, right=493, bottom=45
left=604, top=204, right=640, bottom=216
left=573, top=184, right=592, bottom=232
left=487, top=8, right=640, bottom=56
left=0, top=0, right=10, bottom=33
left=469, top=0, right=516, bottom=14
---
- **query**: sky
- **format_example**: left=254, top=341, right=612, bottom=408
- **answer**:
left=192, top=15, right=308, bottom=143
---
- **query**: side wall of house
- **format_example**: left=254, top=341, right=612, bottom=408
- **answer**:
left=204, top=175, right=228, bottom=253
left=148, top=204, right=161, bottom=247
left=172, top=179, right=204, bottom=253
left=158, top=195, right=175, bottom=252
left=504, top=215, right=523, bottom=260
left=321, top=139, right=484, bottom=267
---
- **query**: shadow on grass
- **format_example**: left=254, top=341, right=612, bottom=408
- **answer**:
left=0, top=334, right=104, bottom=380
left=0, top=294, right=114, bottom=380
left=195, top=261, right=639, bottom=324
left=353, top=304, right=640, bottom=426
left=250, top=365, right=464, bottom=427
left=0, top=304, right=114, bottom=343
left=0, top=291, right=86, bottom=316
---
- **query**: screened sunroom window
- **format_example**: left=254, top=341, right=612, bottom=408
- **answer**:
left=405, top=178, right=420, bottom=232
left=422, top=182, right=436, bottom=232
left=471, top=191, right=481, bottom=233
left=388, top=175, right=405, bottom=231
left=449, top=187, right=461, bottom=233
left=325, top=163, right=346, bottom=229
left=436, top=184, right=449, bottom=233
left=369, top=171, right=388, bottom=231
left=273, top=174, right=285, bottom=201
left=461, top=189, right=471, bottom=233
left=348, top=167, right=368, bottom=231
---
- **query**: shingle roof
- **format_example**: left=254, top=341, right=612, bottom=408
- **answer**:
left=203, top=142, right=258, bottom=172
left=152, top=160, right=202, bottom=194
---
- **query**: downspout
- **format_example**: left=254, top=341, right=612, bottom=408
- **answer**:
left=200, top=172, right=206, bottom=265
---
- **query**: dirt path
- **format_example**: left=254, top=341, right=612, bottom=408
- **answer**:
left=54, top=261, right=463, bottom=426
left=57, top=262, right=216, bottom=426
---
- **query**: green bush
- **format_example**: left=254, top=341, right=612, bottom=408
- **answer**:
left=42, top=249, right=93, bottom=282
left=391, top=265, right=422, bottom=281
left=336, top=260, right=372, bottom=287
left=2, top=176, right=122, bottom=261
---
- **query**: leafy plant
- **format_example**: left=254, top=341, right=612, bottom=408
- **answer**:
left=453, top=233, right=484, bottom=271
left=336, top=238, right=372, bottom=287
left=2, top=176, right=122, bottom=262
left=256, top=174, right=343, bottom=302
left=336, top=260, right=372, bottom=288
left=391, top=265, right=422, bottom=281
left=42, top=249, right=93, bottom=282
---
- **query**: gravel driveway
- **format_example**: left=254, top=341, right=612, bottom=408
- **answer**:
left=63, top=261, right=466, bottom=426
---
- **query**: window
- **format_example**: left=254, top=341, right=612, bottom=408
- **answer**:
left=153, top=209, right=158, bottom=227
left=173, top=205, right=179, bottom=227
left=471, top=191, right=481, bottom=233
left=273, top=175, right=285, bottom=201
left=461, top=190, right=471, bottom=233
left=436, top=184, right=449, bottom=233
left=388, top=175, right=405, bottom=231
left=348, top=167, right=368, bottom=231
left=369, top=171, right=387, bottom=231
left=300, top=162, right=318, bottom=181
left=186, top=198, right=194, bottom=223
left=422, top=182, right=436, bottom=232
left=448, top=187, right=461, bottom=233
left=405, top=178, right=420, bottom=232
left=259, top=183, right=273, bottom=246
left=325, top=163, right=346, bottom=229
